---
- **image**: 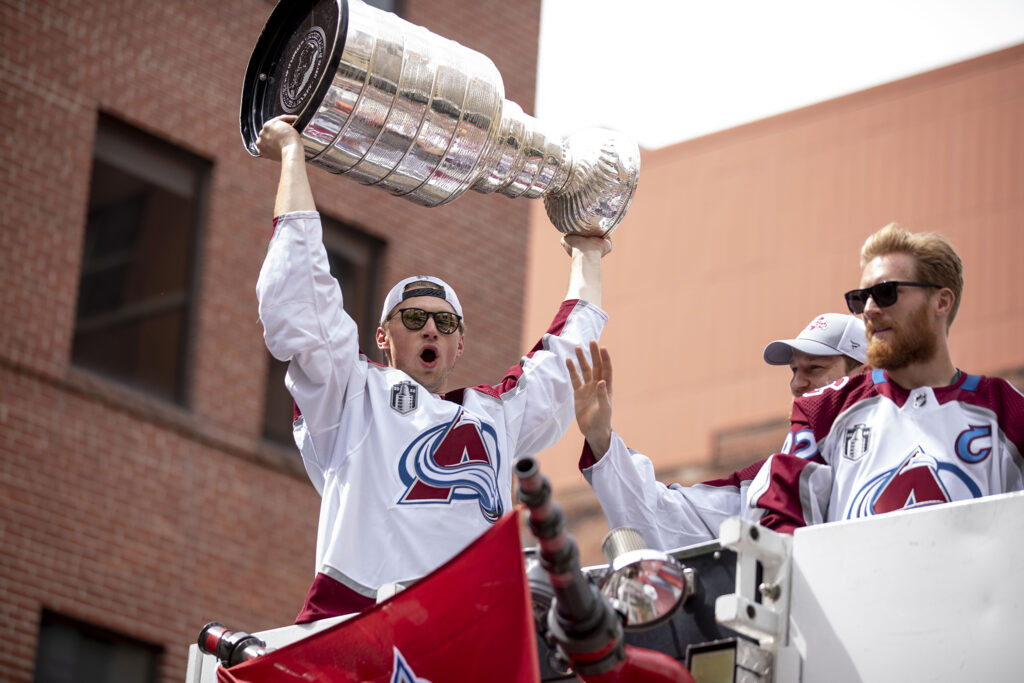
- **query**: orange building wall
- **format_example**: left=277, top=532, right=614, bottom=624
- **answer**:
left=524, top=44, right=1024, bottom=561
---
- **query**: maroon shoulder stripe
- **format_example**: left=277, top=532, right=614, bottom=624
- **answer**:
left=465, top=299, right=580, bottom=400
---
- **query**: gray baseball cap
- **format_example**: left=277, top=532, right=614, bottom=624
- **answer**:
left=763, top=313, right=868, bottom=365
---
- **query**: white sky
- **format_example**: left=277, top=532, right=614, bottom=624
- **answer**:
left=536, top=0, right=1024, bottom=149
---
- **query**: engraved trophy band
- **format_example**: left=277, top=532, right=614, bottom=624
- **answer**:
left=240, top=0, right=640, bottom=236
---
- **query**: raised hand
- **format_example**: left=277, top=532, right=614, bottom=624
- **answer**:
left=565, top=340, right=613, bottom=458
left=561, top=234, right=613, bottom=259
left=255, top=115, right=302, bottom=162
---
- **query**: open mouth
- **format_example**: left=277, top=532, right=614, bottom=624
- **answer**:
left=420, top=348, right=437, bottom=364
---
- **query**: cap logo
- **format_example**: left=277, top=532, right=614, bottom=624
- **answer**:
left=808, top=316, right=829, bottom=331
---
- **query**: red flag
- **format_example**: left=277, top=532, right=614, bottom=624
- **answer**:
left=217, top=511, right=539, bottom=683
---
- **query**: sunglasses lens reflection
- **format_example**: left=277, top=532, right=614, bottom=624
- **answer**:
left=399, top=308, right=460, bottom=334
left=434, top=313, right=459, bottom=334
left=400, top=309, right=429, bottom=330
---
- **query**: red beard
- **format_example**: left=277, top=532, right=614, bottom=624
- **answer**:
left=866, top=302, right=937, bottom=370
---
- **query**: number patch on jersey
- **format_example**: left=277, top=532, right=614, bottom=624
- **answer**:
left=781, top=429, right=818, bottom=459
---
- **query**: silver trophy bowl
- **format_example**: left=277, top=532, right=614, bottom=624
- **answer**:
left=240, top=0, right=640, bottom=236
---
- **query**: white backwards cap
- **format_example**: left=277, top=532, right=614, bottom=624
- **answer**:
left=379, top=275, right=463, bottom=325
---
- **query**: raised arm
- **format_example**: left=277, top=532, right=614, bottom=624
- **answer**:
left=254, top=116, right=367, bottom=488
left=255, top=115, right=316, bottom=216
left=570, top=343, right=753, bottom=548
left=561, top=235, right=612, bottom=307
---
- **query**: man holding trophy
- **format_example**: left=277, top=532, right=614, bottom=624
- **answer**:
left=244, top=0, right=640, bottom=621
left=255, top=114, right=612, bottom=620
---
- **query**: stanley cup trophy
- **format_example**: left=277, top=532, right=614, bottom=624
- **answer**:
left=240, top=0, right=640, bottom=236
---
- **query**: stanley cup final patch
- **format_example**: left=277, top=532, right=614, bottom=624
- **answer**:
left=391, top=381, right=419, bottom=415
left=843, top=424, right=871, bottom=461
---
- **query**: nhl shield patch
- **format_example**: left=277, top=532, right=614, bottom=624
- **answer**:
left=843, top=423, right=871, bottom=461
left=391, top=381, right=418, bottom=415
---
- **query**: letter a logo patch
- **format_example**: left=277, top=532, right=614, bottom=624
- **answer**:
left=397, top=409, right=504, bottom=523
left=391, top=646, right=432, bottom=683
left=872, top=446, right=950, bottom=514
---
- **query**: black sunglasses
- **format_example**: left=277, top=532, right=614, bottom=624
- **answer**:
left=393, top=307, right=462, bottom=335
left=844, top=281, right=941, bottom=314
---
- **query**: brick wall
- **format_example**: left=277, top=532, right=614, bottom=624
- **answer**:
left=0, top=0, right=542, bottom=680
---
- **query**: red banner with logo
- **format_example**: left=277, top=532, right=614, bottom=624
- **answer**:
left=217, top=510, right=539, bottom=683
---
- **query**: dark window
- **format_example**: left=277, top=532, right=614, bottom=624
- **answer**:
left=33, top=611, right=161, bottom=683
left=73, top=114, right=208, bottom=405
left=263, top=215, right=385, bottom=446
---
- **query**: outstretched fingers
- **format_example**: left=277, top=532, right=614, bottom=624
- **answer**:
left=599, top=344, right=612, bottom=392
left=584, top=340, right=603, bottom=381
left=567, top=343, right=612, bottom=395
left=583, top=340, right=612, bottom=389
left=566, top=355, right=583, bottom=390
left=574, top=345, right=594, bottom=383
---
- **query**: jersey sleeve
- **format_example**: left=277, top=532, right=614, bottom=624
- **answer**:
left=580, top=432, right=742, bottom=549
left=256, top=211, right=369, bottom=488
left=743, top=453, right=832, bottom=533
left=744, top=391, right=837, bottom=533
left=986, top=376, right=1024, bottom=453
left=472, top=299, right=607, bottom=460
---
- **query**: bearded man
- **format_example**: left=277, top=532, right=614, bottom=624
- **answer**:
left=746, top=223, right=1024, bottom=532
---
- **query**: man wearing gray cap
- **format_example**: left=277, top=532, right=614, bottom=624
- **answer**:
left=748, top=224, right=1024, bottom=533
left=255, top=115, right=612, bottom=621
left=763, top=313, right=868, bottom=398
left=566, top=314, right=868, bottom=551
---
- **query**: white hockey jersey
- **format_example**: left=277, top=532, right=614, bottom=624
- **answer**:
left=256, top=212, right=607, bottom=600
left=580, top=435, right=765, bottom=551
left=747, top=369, right=1024, bottom=532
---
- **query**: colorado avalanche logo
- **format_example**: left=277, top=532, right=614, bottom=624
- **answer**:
left=846, top=445, right=981, bottom=519
left=397, top=408, right=503, bottom=523
left=391, top=647, right=432, bottom=683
